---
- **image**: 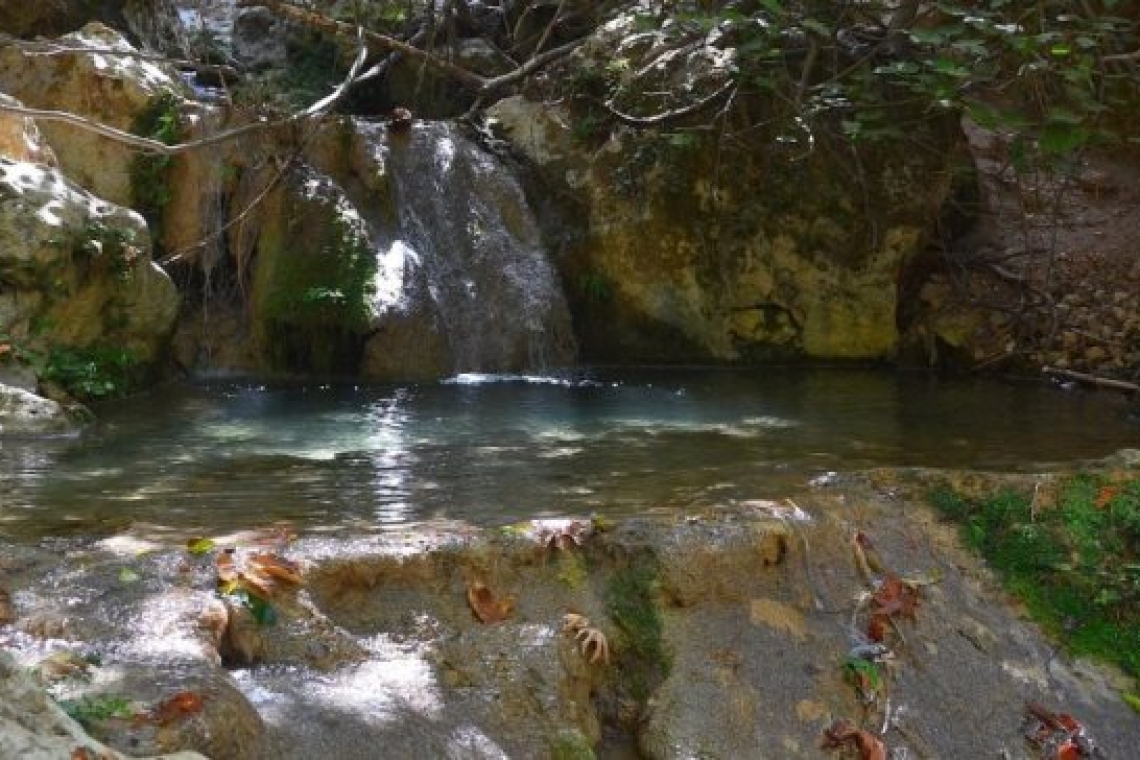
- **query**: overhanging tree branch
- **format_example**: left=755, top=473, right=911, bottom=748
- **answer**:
left=242, top=0, right=586, bottom=99
left=0, top=29, right=370, bottom=156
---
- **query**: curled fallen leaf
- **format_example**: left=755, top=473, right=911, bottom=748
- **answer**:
left=466, top=580, right=514, bottom=624
left=247, top=553, right=303, bottom=585
left=871, top=574, right=920, bottom=621
left=1024, top=702, right=1099, bottom=759
left=562, top=613, right=610, bottom=664
left=821, top=718, right=886, bottom=760
left=150, top=690, right=205, bottom=726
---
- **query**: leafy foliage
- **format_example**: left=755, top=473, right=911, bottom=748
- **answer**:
left=41, top=345, right=141, bottom=400
left=930, top=475, right=1140, bottom=677
left=614, top=2, right=1137, bottom=171
left=129, top=92, right=181, bottom=239
left=58, top=694, right=135, bottom=728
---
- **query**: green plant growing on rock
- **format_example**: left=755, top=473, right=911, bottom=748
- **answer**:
left=129, top=91, right=181, bottom=241
left=42, top=345, right=141, bottom=400
left=57, top=694, right=135, bottom=730
left=259, top=211, right=377, bottom=373
left=930, top=475, right=1140, bottom=679
left=550, top=727, right=597, bottom=760
left=75, top=220, right=142, bottom=282
left=603, top=553, right=669, bottom=701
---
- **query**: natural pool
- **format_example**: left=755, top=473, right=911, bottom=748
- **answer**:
left=1, top=368, right=1137, bottom=539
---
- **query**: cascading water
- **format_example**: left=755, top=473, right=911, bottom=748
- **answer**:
left=356, top=119, right=577, bottom=374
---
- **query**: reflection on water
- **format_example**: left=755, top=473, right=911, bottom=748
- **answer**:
left=1, top=368, right=1137, bottom=538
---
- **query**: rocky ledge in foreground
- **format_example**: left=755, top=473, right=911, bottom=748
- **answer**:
left=2, top=465, right=1139, bottom=759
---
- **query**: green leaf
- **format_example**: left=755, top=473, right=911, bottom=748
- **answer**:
left=118, top=567, right=141, bottom=584
left=1039, top=122, right=1089, bottom=156
left=186, top=537, right=216, bottom=556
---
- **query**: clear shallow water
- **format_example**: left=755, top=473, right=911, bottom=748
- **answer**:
left=1, top=368, right=1137, bottom=538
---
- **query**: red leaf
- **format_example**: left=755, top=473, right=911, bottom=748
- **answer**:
left=867, top=614, right=888, bottom=643
left=150, top=690, right=205, bottom=726
left=1094, top=485, right=1119, bottom=509
left=872, top=575, right=919, bottom=620
left=247, top=553, right=304, bottom=585
left=821, top=719, right=886, bottom=760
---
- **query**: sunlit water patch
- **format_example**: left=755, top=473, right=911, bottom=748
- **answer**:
left=1, top=368, right=1137, bottom=539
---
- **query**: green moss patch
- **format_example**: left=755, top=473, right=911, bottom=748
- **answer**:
left=603, top=552, right=669, bottom=701
left=930, top=475, right=1140, bottom=678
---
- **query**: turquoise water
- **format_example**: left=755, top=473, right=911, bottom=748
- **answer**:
left=1, top=368, right=1136, bottom=538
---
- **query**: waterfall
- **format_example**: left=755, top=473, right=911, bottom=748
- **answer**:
left=355, top=119, right=577, bottom=375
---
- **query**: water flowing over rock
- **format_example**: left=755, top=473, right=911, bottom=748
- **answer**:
left=0, top=650, right=206, bottom=760
left=367, top=120, right=576, bottom=375
left=172, top=117, right=576, bottom=379
left=3, top=467, right=1140, bottom=758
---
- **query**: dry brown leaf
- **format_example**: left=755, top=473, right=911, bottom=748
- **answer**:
left=238, top=569, right=276, bottom=599
left=821, top=719, right=886, bottom=760
left=247, top=553, right=304, bottom=585
left=466, top=580, right=514, bottom=624
left=150, top=690, right=205, bottom=726
left=871, top=574, right=920, bottom=620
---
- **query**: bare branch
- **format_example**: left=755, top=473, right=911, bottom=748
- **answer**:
left=0, top=29, right=370, bottom=156
left=0, top=101, right=273, bottom=155
left=0, top=33, right=240, bottom=81
left=588, top=80, right=737, bottom=128
left=243, top=0, right=585, bottom=99
left=1043, top=366, right=1140, bottom=394
left=242, top=0, right=487, bottom=91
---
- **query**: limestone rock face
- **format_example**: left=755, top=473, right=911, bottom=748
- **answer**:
left=0, top=23, right=187, bottom=207
left=489, top=18, right=970, bottom=363
left=0, top=383, right=78, bottom=435
left=232, top=6, right=288, bottom=72
left=0, top=158, right=179, bottom=375
left=0, top=94, right=57, bottom=167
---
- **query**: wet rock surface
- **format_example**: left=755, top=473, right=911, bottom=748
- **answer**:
left=0, top=383, right=81, bottom=436
left=3, top=464, right=1139, bottom=758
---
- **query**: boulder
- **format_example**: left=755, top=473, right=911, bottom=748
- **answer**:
left=0, top=158, right=179, bottom=380
left=232, top=6, right=288, bottom=72
left=0, top=94, right=57, bottom=167
left=0, top=383, right=78, bottom=435
left=0, top=22, right=188, bottom=207
left=489, top=16, right=971, bottom=364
